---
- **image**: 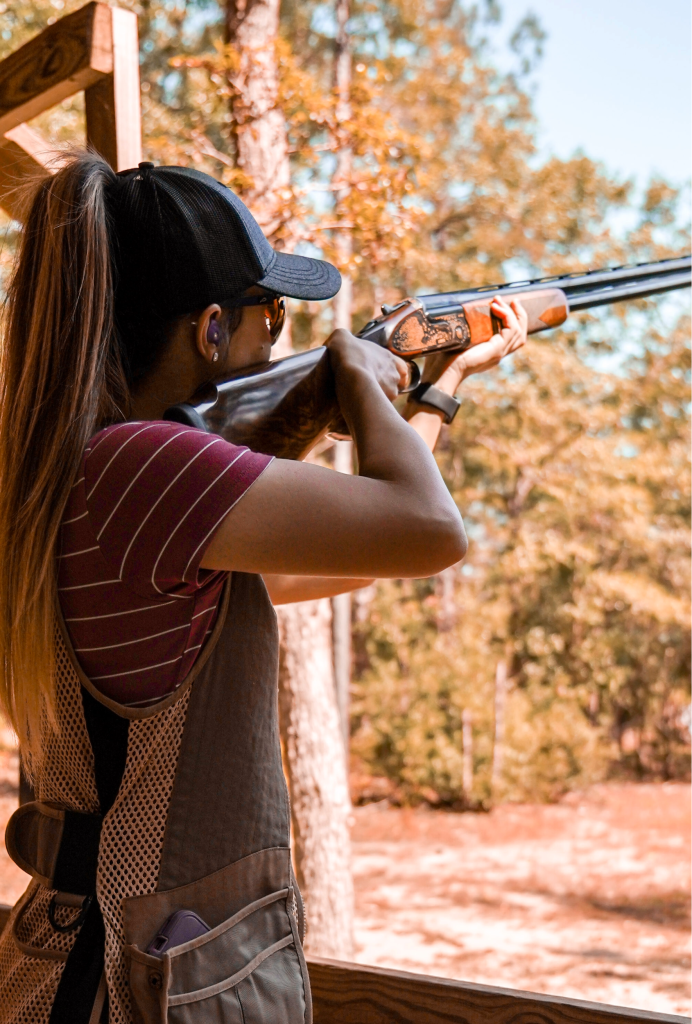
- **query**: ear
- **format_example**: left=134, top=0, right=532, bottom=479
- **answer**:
left=194, top=304, right=223, bottom=363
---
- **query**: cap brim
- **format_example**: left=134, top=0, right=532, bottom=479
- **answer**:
left=257, top=250, right=341, bottom=300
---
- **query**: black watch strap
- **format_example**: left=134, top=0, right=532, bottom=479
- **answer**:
left=409, top=382, right=461, bottom=424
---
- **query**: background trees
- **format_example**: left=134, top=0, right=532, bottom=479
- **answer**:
left=0, top=0, right=689, bottom=921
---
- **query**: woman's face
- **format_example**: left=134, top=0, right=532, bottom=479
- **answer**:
left=220, top=288, right=276, bottom=373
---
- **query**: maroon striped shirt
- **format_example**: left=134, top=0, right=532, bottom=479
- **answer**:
left=58, top=421, right=272, bottom=706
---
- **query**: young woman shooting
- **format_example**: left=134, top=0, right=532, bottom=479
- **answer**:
left=0, top=154, right=526, bottom=1023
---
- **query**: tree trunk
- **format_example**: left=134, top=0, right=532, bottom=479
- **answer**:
left=224, top=0, right=289, bottom=236
left=332, top=0, right=352, bottom=325
left=276, top=600, right=355, bottom=958
left=331, top=441, right=353, bottom=752
left=330, top=0, right=354, bottom=759
left=224, top=0, right=355, bottom=958
left=491, top=658, right=508, bottom=797
left=462, top=708, right=474, bottom=800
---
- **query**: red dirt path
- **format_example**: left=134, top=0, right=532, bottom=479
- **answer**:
left=351, top=783, right=690, bottom=1015
left=0, top=742, right=687, bottom=1015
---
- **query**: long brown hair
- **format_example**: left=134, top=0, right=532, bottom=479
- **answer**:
left=0, top=152, right=128, bottom=772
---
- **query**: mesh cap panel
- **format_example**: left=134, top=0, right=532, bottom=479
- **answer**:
left=106, top=164, right=340, bottom=322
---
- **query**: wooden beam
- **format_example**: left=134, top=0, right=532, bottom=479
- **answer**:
left=0, top=124, right=60, bottom=220
left=85, top=6, right=142, bottom=171
left=306, top=957, right=688, bottom=1024
left=0, top=2, right=113, bottom=137
left=0, top=903, right=684, bottom=1023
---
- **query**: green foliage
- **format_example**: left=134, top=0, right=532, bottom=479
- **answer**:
left=353, top=312, right=690, bottom=804
left=1, top=0, right=689, bottom=802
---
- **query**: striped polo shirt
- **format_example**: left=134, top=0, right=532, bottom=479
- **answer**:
left=58, top=421, right=272, bottom=707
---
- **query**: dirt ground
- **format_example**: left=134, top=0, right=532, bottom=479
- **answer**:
left=351, top=783, right=690, bottom=1016
left=0, top=744, right=687, bottom=1016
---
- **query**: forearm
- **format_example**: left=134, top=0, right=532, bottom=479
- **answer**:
left=402, top=360, right=464, bottom=452
left=340, top=369, right=449, bottom=503
left=403, top=405, right=445, bottom=450
left=264, top=574, right=374, bottom=605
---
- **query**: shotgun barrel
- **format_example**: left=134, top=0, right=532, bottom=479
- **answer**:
left=418, top=256, right=691, bottom=314
left=164, top=255, right=691, bottom=459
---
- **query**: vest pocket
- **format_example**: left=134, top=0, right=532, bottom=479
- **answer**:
left=126, top=887, right=309, bottom=1024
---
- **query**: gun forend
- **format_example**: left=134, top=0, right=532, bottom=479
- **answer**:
left=461, top=287, right=568, bottom=346
left=359, top=287, right=569, bottom=357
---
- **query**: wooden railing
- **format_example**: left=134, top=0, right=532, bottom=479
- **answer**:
left=0, top=904, right=684, bottom=1024
left=307, top=957, right=687, bottom=1024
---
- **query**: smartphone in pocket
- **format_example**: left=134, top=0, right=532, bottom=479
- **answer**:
left=146, top=909, right=210, bottom=957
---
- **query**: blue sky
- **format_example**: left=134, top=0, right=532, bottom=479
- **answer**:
left=495, top=0, right=690, bottom=189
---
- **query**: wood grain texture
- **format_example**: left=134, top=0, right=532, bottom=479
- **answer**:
left=0, top=2, right=112, bottom=135
left=0, top=123, right=58, bottom=219
left=306, top=957, right=688, bottom=1024
left=85, top=6, right=142, bottom=170
left=461, top=288, right=568, bottom=346
left=0, top=902, right=685, bottom=1022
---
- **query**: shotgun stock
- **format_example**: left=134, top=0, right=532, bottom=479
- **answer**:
left=164, top=256, right=690, bottom=460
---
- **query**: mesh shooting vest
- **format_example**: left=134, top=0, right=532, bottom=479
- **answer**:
left=0, top=572, right=309, bottom=1024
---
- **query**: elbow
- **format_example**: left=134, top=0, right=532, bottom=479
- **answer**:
left=435, top=509, right=468, bottom=569
left=411, top=506, right=468, bottom=577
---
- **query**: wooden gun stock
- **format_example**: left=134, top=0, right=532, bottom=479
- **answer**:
left=459, top=287, right=568, bottom=345
left=165, top=347, right=344, bottom=461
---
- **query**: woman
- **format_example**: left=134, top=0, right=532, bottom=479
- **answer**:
left=0, top=154, right=526, bottom=1023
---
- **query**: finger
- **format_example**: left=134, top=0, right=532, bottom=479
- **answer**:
left=494, top=300, right=519, bottom=335
left=510, top=299, right=528, bottom=331
left=392, top=354, right=410, bottom=389
left=490, top=296, right=512, bottom=327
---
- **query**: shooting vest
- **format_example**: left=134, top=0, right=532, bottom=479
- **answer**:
left=0, top=572, right=309, bottom=1024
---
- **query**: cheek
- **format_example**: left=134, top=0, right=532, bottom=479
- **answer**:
left=226, top=311, right=272, bottom=368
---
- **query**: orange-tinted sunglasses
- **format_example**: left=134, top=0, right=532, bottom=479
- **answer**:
left=230, top=294, right=286, bottom=342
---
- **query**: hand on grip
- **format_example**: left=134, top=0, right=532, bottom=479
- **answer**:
left=455, top=296, right=527, bottom=381
left=327, top=330, right=409, bottom=403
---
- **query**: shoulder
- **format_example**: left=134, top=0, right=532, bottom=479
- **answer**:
left=79, top=421, right=272, bottom=594
left=85, top=420, right=219, bottom=471
left=84, top=420, right=268, bottom=489
left=82, top=420, right=272, bottom=544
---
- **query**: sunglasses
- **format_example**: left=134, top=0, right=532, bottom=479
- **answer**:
left=229, top=294, right=286, bottom=342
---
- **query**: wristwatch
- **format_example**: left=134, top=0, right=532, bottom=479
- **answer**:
left=408, top=382, right=461, bottom=424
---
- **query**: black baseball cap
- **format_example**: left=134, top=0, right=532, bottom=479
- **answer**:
left=105, top=163, right=341, bottom=322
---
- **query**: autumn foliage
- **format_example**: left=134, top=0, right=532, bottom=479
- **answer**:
left=1, top=0, right=689, bottom=802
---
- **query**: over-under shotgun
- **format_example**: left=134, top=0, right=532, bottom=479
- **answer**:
left=164, top=256, right=691, bottom=460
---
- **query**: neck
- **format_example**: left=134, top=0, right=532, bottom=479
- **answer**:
left=129, top=335, right=206, bottom=421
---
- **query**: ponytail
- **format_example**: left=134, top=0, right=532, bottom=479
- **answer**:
left=0, top=152, right=128, bottom=773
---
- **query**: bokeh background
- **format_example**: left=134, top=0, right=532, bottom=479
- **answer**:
left=0, top=0, right=689, bottom=1014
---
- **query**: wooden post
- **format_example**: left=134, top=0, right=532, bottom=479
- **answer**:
left=0, top=124, right=60, bottom=220
left=0, top=3, right=114, bottom=136
left=85, top=6, right=142, bottom=170
left=0, top=2, right=142, bottom=218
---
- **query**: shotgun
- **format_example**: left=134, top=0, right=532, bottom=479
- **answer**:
left=164, top=256, right=691, bottom=460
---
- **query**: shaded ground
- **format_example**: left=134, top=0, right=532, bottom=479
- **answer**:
left=351, top=782, right=690, bottom=1015
left=0, top=743, right=687, bottom=1015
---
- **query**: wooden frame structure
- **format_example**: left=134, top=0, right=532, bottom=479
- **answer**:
left=0, top=9, right=686, bottom=1024
left=0, top=1, right=141, bottom=219
left=0, top=905, right=682, bottom=1024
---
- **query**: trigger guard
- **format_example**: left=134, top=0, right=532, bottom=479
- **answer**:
left=399, top=361, right=421, bottom=394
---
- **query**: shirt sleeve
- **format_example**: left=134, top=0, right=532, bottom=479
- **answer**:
left=83, top=421, right=273, bottom=599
